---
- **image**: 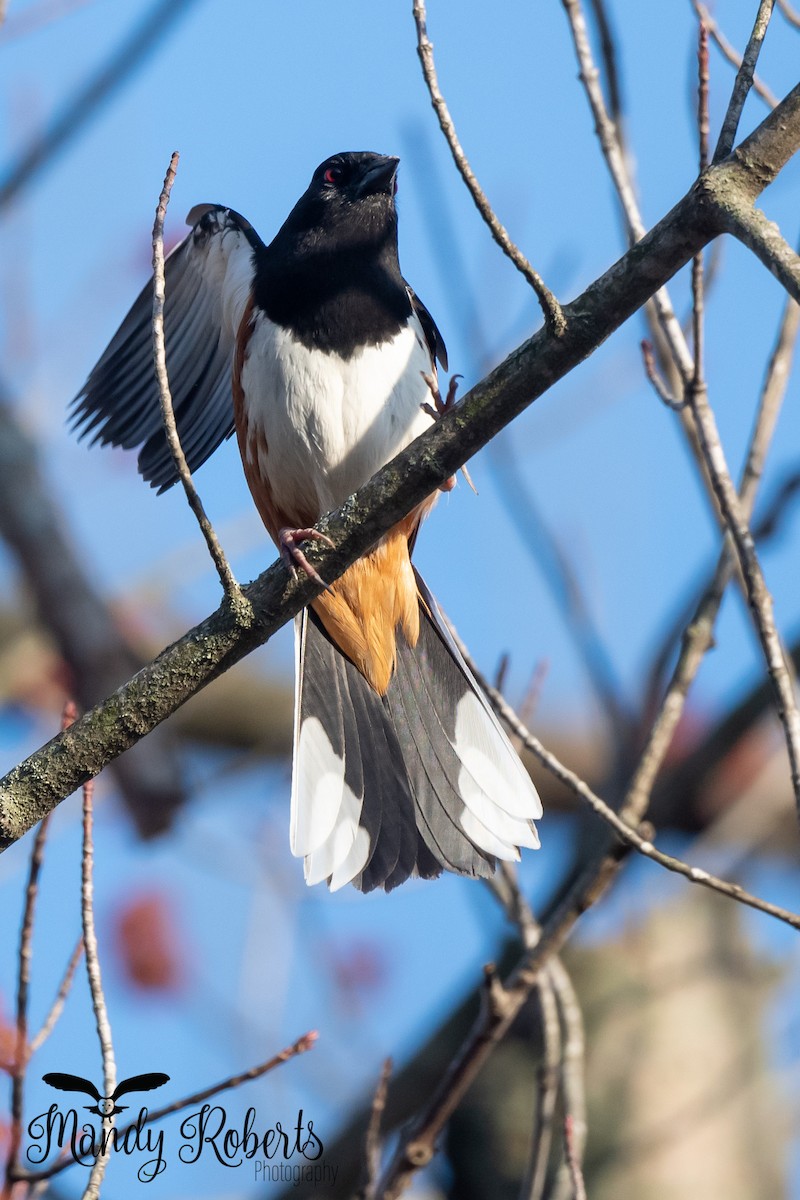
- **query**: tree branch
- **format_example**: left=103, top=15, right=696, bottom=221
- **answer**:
left=411, top=0, right=565, bottom=335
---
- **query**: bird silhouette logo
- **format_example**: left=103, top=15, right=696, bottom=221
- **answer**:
left=42, top=1071, right=170, bottom=1119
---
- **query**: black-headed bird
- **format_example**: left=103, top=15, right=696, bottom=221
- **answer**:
left=72, top=151, right=542, bottom=892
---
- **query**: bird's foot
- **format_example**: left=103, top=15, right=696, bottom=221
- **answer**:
left=421, top=371, right=462, bottom=422
left=420, top=372, right=476, bottom=495
left=278, top=527, right=334, bottom=589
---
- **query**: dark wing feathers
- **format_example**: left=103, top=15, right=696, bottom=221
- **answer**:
left=42, top=1072, right=101, bottom=1101
left=388, top=622, right=494, bottom=878
left=70, top=205, right=262, bottom=491
left=112, top=1073, right=170, bottom=1101
left=295, top=611, right=424, bottom=892
left=406, top=285, right=448, bottom=372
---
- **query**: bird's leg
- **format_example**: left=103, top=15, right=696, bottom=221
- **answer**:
left=421, top=372, right=476, bottom=494
left=278, top=527, right=335, bottom=590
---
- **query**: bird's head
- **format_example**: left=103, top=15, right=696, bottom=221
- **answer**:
left=280, top=151, right=401, bottom=254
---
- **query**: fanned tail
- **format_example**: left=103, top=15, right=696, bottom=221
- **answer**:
left=291, top=572, right=542, bottom=893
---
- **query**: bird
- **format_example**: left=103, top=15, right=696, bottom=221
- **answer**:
left=71, top=150, right=542, bottom=892
left=42, top=1071, right=170, bottom=1120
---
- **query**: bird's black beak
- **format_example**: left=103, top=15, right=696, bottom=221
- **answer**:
left=356, top=155, right=399, bottom=197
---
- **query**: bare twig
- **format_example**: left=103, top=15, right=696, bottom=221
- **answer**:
left=720, top=202, right=800, bottom=303
left=560, top=0, right=695, bottom=394
left=686, top=385, right=800, bottom=813
left=564, top=0, right=800, bottom=817
left=692, top=20, right=710, bottom=378
left=520, top=970, right=562, bottom=1200
left=486, top=868, right=587, bottom=1200
left=2, top=799, right=52, bottom=1198
left=777, top=0, right=800, bottom=29
left=29, top=937, right=84, bottom=1054
left=563, top=1115, right=588, bottom=1200
left=375, top=844, right=630, bottom=1199
left=687, top=31, right=800, bottom=812
left=641, top=339, right=683, bottom=410
left=81, top=773, right=115, bottom=1198
left=456, top=629, right=800, bottom=931
left=360, top=1058, right=392, bottom=1200
left=637, top=282, right=799, bottom=812
left=152, top=154, right=249, bottom=611
left=411, top=0, right=565, bottom=336
left=131, top=1031, right=317, bottom=1128
left=691, top=1, right=779, bottom=112
left=586, top=0, right=623, bottom=125
left=1, top=703, right=78, bottom=1198
left=713, top=0, right=777, bottom=161
left=548, top=959, right=587, bottom=1200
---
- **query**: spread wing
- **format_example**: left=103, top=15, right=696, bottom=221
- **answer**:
left=111, top=1072, right=170, bottom=1101
left=42, top=1072, right=101, bottom=1101
left=70, top=205, right=264, bottom=493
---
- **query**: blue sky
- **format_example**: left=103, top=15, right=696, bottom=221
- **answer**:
left=1, top=1, right=800, bottom=1195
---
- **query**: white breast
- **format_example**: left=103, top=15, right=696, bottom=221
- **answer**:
left=239, top=311, right=437, bottom=519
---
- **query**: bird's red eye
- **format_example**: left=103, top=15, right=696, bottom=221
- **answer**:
left=324, top=166, right=342, bottom=185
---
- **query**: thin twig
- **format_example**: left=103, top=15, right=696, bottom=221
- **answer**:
left=3, top=798, right=53, bottom=1198
left=586, top=0, right=623, bottom=126
left=691, top=1, right=779, bottom=112
left=483, top=874, right=582, bottom=1200
left=560, top=0, right=695, bottom=393
left=563, top=1115, right=588, bottom=1200
left=692, top=20, right=710, bottom=381
left=635, top=280, right=799, bottom=808
left=15, top=1033, right=318, bottom=1185
left=375, top=844, right=630, bottom=1199
left=151, top=152, right=249, bottom=610
left=720, top=201, right=800, bottom=304
left=548, top=958, right=587, bottom=1200
left=686, top=386, right=800, bottom=813
left=1, top=703, right=75, bottom=1199
left=29, top=937, right=85, bottom=1054
left=777, top=0, right=800, bottom=30
left=688, top=29, right=800, bottom=810
left=713, top=0, right=777, bottom=160
left=564, top=0, right=800, bottom=817
left=520, top=970, right=562, bottom=1200
left=360, top=1057, right=392, bottom=1200
left=456, top=630, right=800, bottom=932
left=81, top=774, right=115, bottom=1199
left=411, top=0, right=565, bottom=336
left=641, top=339, right=683, bottom=410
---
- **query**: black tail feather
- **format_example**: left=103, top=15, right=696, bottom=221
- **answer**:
left=291, top=575, right=541, bottom=893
